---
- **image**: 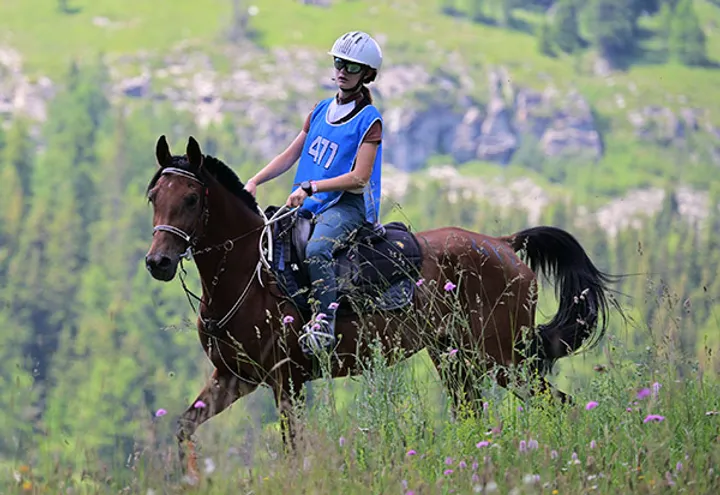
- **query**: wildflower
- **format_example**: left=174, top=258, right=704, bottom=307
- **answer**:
left=444, top=281, right=456, bottom=291
left=339, top=436, right=345, bottom=447
left=675, top=461, right=683, bottom=472
left=312, top=323, right=321, bottom=331
left=444, top=469, right=454, bottom=476
left=523, top=474, right=541, bottom=485
left=155, top=408, right=167, bottom=417
left=643, top=414, right=665, bottom=423
left=482, top=402, right=489, bottom=411
left=517, top=405, right=524, bottom=412
left=519, top=440, right=527, bottom=453
left=652, top=382, right=661, bottom=396
left=471, top=474, right=480, bottom=484
left=315, top=313, right=327, bottom=321
left=402, top=480, right=408, bottom=489
left=552, top=491, right=559, bottom=495
left=448, top=348, right=458, bottom=357
left=636, top=388, right=651, bottom=400
left=282, top=315, right=294, bottom=324
left=472, top=461, right=479, bottom=470
left=328, top=302, right=339, bottom=310
left=590, top=440, right=597, bottom=449
left=551, top=450, right=559, bottom=460
left=193, top=400, right=207, bottom=409
left=585, top=401, right=599, bottom=411
left=476, top=440, right=490, bottom=448
left=445, top=456, right=453, bottom=465
left=528, top=439, right=539, bottom=450
left=626, top=407, right=633, bottom=412
left=665, top=471, right=675, bottom=486
left=458, top=461, right=467, bottom=469
left=570, top=452, right=580, bottom=465
left=22, top=481, right=32, bottom=491
left=406, top=449, right=417, bottom=457
left=415, top=278, right=424, bottom=287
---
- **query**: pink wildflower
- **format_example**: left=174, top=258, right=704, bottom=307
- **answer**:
left=472, top=461, right=479, bottom=470
left=406, top=449, right=417, bottom=457
left=155, top=408, right=167, bottom=417
left=590, top=440, right=597, bottom=449
left=643, top=414, right=665, bottom=423
left=482, top=402, right=489, bottom=411
left=193, top=400, right=207, bottom=409
left=637, top=388, right=651, bottom=400
left=585, top=401, right=599, bottom=411
left=315, top=313, right=327, bottom=321
left=476, top=440, right=490, bottom=448
left=458, top=461, right=467, bottom=469
left=519, top=440, right=527, bottom=453
left=445, top=456, right=453, bottom=465
left=415, top=278, right=424, bottom=287
left=339, top=436, right=345, bottom=447
left=652, top=382, right=662, bottom=396
left=328, top=302, right=339, bottom=310
left=448, top=349, right=458, bottom=357
left=444, top=281, right=456, bottom=291
left=551, top=450, right=559, bottom=459
left=282, top=315, right=294, bottom=324
left=528, top=439, right=539, bottom=450
left=443, top=469, right=454, bottom=476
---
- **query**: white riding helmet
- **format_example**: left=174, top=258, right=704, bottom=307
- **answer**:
left=328, top=31, right=383, bottom=71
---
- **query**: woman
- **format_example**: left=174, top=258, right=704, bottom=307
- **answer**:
left=244, top=31, right=384, bottom=356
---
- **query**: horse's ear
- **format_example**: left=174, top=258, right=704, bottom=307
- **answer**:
left=186, top=136, right=204, bottom=169
left=155, top=135, right=172, bottom=167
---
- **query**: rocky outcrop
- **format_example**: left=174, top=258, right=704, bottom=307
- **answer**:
left=0, top=46, right=56, bottom=125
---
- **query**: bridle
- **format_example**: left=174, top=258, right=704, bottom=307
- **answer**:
left=151, top=166, right=296, bottom=332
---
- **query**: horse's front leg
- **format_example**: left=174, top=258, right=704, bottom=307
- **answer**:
left=176, top=368, right=257, bottom=481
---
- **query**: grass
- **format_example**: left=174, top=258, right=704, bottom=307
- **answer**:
left=4, top=338, right=719, bottom=494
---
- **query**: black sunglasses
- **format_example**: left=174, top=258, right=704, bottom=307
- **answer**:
left=333, top=57, right=365, bottom=74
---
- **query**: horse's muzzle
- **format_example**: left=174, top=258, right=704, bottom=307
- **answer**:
left=145, top=252, right=178, bottom=281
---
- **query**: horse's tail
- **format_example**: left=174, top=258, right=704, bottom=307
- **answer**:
left=501, top=226, right=618, bottom=364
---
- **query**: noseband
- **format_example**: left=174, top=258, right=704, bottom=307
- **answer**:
left=152, top=167, right=209, bottom=259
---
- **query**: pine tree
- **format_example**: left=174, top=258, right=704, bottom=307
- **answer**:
left=586, top=0, right=637, bottom=62
left=668, top=0, right=707, bottom=66
left=552, top=0, right=582, bottom=54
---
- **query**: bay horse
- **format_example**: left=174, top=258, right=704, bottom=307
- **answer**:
left=144, top=135, right=615, bottom=478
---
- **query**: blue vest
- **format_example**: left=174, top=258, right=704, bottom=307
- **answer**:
left=292, top=97, right=383, bottom=223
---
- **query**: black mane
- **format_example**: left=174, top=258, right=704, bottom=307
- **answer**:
left=147, top=154, right=259, bottom=214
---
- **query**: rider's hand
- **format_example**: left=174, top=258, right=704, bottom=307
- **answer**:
left=286, top=188, right=308, bottom=208
left=244, top=179, right=258, bottom=197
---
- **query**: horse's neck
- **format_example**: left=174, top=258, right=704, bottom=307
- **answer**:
left=193, top=190, right=264, bottom=307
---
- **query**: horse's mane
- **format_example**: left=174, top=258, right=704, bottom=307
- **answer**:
left=147, top=154, right=259, bottom=214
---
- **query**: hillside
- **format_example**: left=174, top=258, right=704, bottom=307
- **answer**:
left=1, top=0, right=720, bottom=208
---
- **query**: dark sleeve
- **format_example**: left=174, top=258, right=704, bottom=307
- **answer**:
left=362, top=120, right=383, bottom=144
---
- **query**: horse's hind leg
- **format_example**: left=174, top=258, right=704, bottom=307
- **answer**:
left=176, top=369, right=257, bottom=481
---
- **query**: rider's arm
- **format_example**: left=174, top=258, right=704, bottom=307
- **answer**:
left=248, top=130, right=308, bottom=186
left=314, top=141, right=379, bottom=193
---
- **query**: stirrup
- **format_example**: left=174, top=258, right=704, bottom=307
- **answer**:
left=298, top=319, right=336, bottom=356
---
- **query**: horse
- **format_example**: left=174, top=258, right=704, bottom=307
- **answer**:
left=144, top=135, right=617, bottom=479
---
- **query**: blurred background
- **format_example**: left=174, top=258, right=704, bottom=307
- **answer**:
left=0, top=0, right=718, bottom=472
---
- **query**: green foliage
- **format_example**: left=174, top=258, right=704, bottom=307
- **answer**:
left=585, top=0, right=638, bottom=61
left=552, top=0, right=582, bottom=54
left=668, top=0, right=707, bottom=66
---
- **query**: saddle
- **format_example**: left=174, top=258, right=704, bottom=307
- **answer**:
left=263, top=205, right=424, bottom=317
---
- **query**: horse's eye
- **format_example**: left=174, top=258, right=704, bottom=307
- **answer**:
left=185, top=194, right=199, bottom=208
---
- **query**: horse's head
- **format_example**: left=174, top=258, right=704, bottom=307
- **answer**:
left=145, top=135, right=208, bottom=282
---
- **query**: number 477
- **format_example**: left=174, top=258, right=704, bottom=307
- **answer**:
left=308, top=136, right=339, bottom=169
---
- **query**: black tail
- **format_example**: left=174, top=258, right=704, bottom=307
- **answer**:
left=505, top=226, right=619, bottom=366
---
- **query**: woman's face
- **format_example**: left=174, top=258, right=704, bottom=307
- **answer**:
left=333, top=57, right=365, bottom=91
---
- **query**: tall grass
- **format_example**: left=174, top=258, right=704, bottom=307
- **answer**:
left=5, top=316, right=720, bottom=494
